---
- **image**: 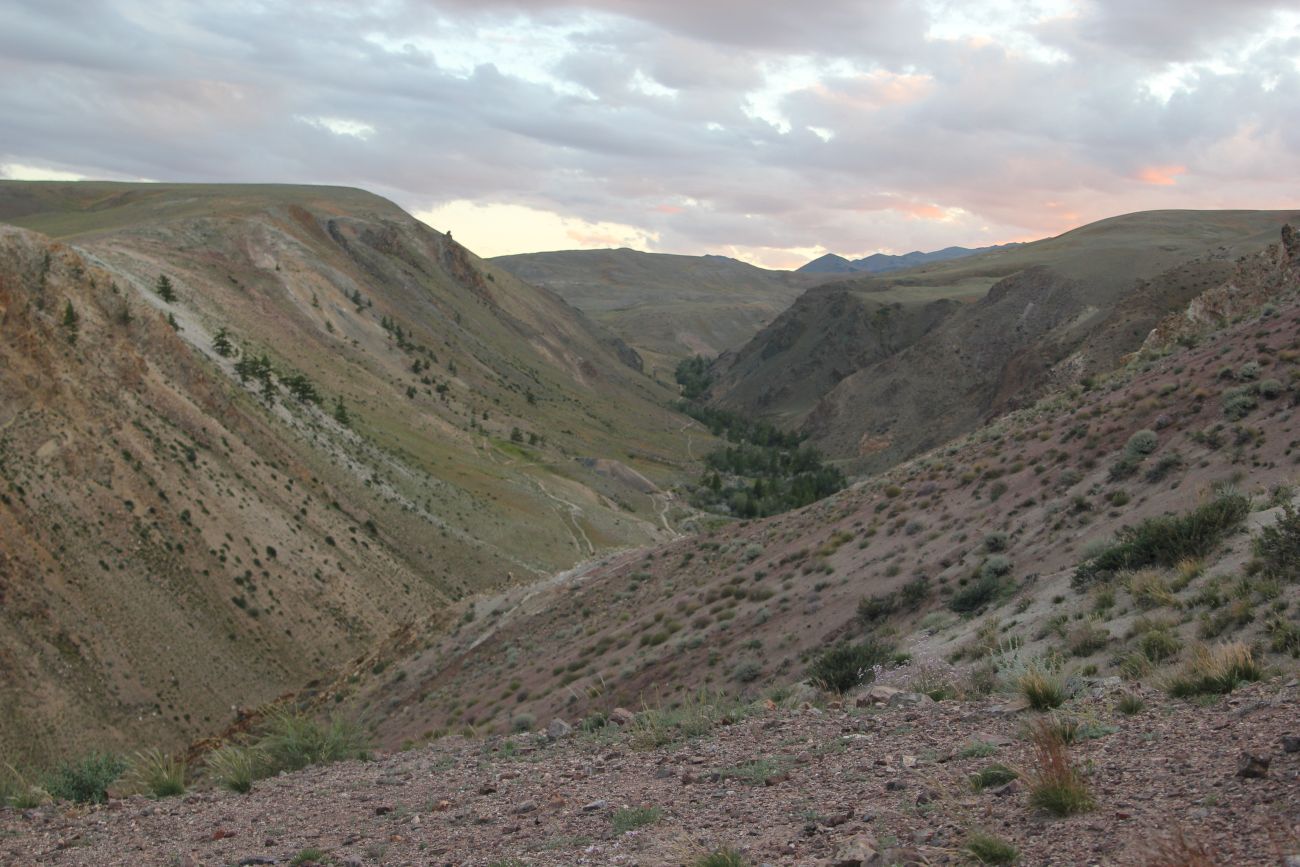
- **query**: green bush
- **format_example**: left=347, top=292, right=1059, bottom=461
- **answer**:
left=949, top=574, right=1002, bottom=613
left=1124, top=430, right=1158, bottom=458
left=806, top=639, right=892, bottom=693
left=1254, top=503, right=1300, bottom=583
left=1223, top=387, right=1258, bottom=421
left=1072, top=494, right=1249, bottom=588
left=43, top=752, right=126, bottom=804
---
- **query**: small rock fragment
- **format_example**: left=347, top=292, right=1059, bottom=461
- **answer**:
left=829, top=833, right=880, bottom=866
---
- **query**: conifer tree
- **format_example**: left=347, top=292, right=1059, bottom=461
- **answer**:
left=155, top=274, right=177, bottom=303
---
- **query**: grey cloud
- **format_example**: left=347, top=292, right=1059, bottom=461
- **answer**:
left=2, top=0, right=1299, bottom=262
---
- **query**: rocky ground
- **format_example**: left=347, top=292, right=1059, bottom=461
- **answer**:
left=2, top=676, right=1297, bottom=867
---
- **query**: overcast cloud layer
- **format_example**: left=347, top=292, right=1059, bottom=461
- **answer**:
left=2, top=0, right=1298, bottom=266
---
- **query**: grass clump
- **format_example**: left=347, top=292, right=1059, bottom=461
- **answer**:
left=43, top=752, right=126, bottom=804
left=612, top=805, right=662, bottom=833
left=806, top=639, right=892, bottom=693
left=965, top=831, right=1020, bottom=864
left=970, top=763, right=1018, bottom=791
left=257, top=711, right=372, bottom=773
left=1018, top=665, right=1065, bottom=711
left=289, top=849, right=331, bottom=866
left=1116, top=693, right=1145, bottom=715
left=1, top=762, right=50, bottom=808
left=205, top=745, right=262, bottom=793
left=1166, top=642, right=1264, bottom=698
left=127, top=748, right=185, bottom=798
left=1026, top=719, right=1094, bottom=816
left=629, top=691, right=748, bottom=749
left=958, top=740, right=1000, bottom=758
left=694, top=848, right=749, bottom=867
left=1072, top=494, right=1249, bottom=588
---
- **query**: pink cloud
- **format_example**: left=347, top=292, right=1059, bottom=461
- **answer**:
left=1136, top=164, right=1187, bottom=186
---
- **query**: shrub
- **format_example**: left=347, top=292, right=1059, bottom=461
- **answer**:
left=900, top=576, right=931, bottom=608
left=127, top=748, right=185, bottom=798
left=1026, top=719, right=1095, bottom=816
left=1138, top=625, right=1183, bottom=663
left=1268, top=617, right=1300, bottom=657
left=856, top=592, right=896, bottom=624
left=981, top=555, right=1012, bottom=578
left=1222, top=387, right=1258, bottom=421
left=806, top=639, right=892, bottom=693
left=984, top=531, right=1009, bottom=552
left=1144, top=452, right=1183, bottom=483
left=732, top=660, right=762, bottom=683
left=290, top=849, right=330, bottom=866
left=257, top=711, right=372, bottom=773
left=1124, top=430, right=1158, bottom=458
left=1257, top=378, right=1283, bottom=399
left=205, top=745, right=261, bottom=794
left=1072, top=495, right=1250, bottom=588
left=1254, top=503, right=1300, bottom=583
left=510, top=713, right=536, bottom=733
left=965, top=832, right=1020, bottom=864
left=949, top=574, right=1002, bottom=613
left=612, top=805, right=662, bottom=833
left=1167, top=642, right=1264, bottom=697
left=1018, top=666, right=1065, bottom=710
left=43, top=752, right=126, bottom=804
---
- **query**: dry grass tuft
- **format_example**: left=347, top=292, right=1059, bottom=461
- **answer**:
left=1141, top=827, right=1216, bottom=866
left=1026, top=718, right=1094, bottom=816
left=1166, top=642, right=1264, bottom=698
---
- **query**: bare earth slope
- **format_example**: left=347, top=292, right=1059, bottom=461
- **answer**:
left=0, top=182, right=701, bottom=765
left=491, top=248, right=816, bottom=378
left=1, top=680, right=1296, bottom=865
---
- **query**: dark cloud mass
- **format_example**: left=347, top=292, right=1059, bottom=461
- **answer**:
left=1, top=0, right=1298, bottom=264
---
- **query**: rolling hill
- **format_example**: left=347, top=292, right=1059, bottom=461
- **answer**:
left=0, top=181, right=704, bottom=765
left=490, top=248, right=818, bottom=377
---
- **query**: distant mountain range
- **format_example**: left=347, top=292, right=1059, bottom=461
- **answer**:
left=798, top=242, right=1022, bottom=274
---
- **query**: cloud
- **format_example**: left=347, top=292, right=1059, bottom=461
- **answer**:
left=1, top=0, right=1298, bottom=264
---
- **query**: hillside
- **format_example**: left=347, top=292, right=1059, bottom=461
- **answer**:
left=339, top=222, right=1299, bottom=750
left=490, top=248, right=816, bottom=377
left=0, top=182, right=703, bottom=766
left=711, top=209, right=1300, bottom=470
left=3, top=223, right=1297, bottom=867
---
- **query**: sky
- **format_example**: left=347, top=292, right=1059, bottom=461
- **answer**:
left=2, top=1, right=1299, bottom=268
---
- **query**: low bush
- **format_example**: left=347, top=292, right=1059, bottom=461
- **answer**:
left=806, top=639, right=892, bottom=693
left=43, top=752, right=126, bottom=804
left=1254, top=503, right=1300, bottom=583
left=949, top=574, right=1003, bottom=613
left=1072, top=495, right=1250, bottom=588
